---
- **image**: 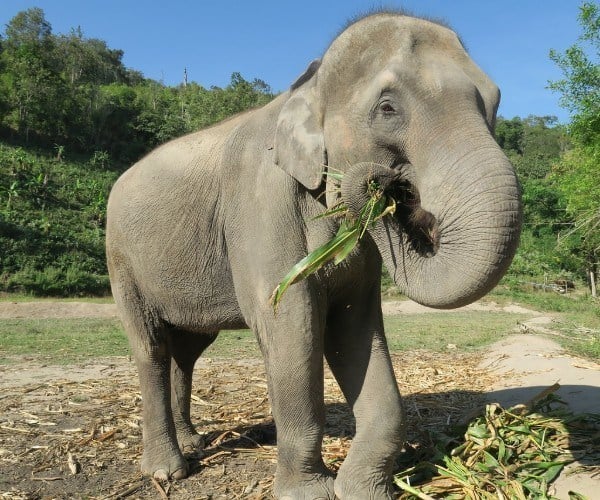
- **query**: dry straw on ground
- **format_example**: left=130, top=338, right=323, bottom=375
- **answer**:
left=3, top=348, right=598, bottom=499
left=1, top=351, right=493, bottom=499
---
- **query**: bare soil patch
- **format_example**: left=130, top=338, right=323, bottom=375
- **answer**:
left=381, top=299, right=540, bottom=316
left=0, top=301, right=118, bottom=320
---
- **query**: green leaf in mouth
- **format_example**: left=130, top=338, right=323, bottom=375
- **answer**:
left=270, top=178, right=396, bottom=310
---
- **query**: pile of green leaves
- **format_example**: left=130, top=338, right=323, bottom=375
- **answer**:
left=395, top=391, right=598, bottom=499
left=270, top=177, right=396, bottom=309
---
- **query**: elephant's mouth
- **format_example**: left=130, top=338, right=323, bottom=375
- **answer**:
left=340, top=162, right=440, bottom=258
left=383, top=177, right=440, bottom=258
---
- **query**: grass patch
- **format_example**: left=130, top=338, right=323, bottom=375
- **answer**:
left=490, top=285, right=598, bottom=316
left=0, top=311, right=528, bottom=365
left=548, top=318, right=600, bottom=361
left=3, top=297, right=596, bottom=363
left=0, top=318, right=128, bottom=364
left=489, top=286, right=600, bottom=360
left=0, top=317, right=260, bottom=364
left=0, top=293, right=114, bottom=303
left=204, top=329, right=260, bottom=358
left=0, top=313, right=523, bottom=365
left=384, top=312, right=527, bottom=352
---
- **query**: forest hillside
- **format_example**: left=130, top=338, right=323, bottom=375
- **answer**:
left=0, top=7, right=598, bottom=297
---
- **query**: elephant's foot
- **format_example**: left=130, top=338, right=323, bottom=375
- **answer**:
left=175, top=425, right=206, bottom=453
left=179, top=432, right=205, bottom=453
left=334, top=467, right=393, bottom=500
left=141, top=445, right=188, bottom=481
left=274, top=471, right=335, bottom=499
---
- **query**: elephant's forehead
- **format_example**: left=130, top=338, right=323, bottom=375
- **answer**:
left=377, top=61, right=435, bottom=95
left=380, top=54, right=467, bottom=96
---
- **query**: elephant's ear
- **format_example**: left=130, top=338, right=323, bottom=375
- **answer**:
left=274, top=60, right=325, bottom=191
left=462, top=61, right=501, bottom=131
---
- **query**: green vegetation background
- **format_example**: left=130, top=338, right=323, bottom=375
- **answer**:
left=0, top=6, right=598, bottom=298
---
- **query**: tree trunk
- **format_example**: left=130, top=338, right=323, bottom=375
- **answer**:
left=591, top=267, right=597, bottom=298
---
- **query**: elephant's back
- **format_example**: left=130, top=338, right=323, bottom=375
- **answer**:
left=105, top=127, right=245, bottom=331
left=104, top=95, right=286, bottom=330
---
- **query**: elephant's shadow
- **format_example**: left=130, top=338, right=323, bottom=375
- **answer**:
left=187, top=386, right=600, bottom=476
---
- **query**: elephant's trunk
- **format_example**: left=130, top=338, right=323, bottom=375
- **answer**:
left=341, top=141, right=521, bottom=309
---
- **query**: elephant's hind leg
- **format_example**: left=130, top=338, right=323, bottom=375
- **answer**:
left=126, top=321, right=188, bottom=480
left=111, top=280, right=188, bottom=480
left=169, top=329, right=218, bottom=452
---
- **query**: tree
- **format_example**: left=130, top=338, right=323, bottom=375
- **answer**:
left=550, top=1, right=600, bottom=295
left=134, top=82, right=187, bottom=146
left=495, top=117, right=574, bottom=283
left=550, top=3, right=600, bottom=144
left=91, top=83, right=142, bottom=159
left=0, top=8, right=67, bottom=142
left=0, top=8, right=275, bottom=163
left=4, top=8, right=52, bottom=48
left=54, top=30, right=130, bottom=86
left=495, top=116, right=525, bottom=154
left=0, top=35, right=6, bottom=119
left=52, top=27, right=135, bottom=149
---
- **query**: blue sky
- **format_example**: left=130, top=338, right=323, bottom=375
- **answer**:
left=1, top=1, right=585, bottom=123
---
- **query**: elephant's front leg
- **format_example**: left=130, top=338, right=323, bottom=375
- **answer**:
left=325, top=294, right=405, bottom=500
left=255, top=297, right=335, bottom=499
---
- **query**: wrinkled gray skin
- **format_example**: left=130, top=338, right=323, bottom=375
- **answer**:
left=106, top=12, right=521, bottom=500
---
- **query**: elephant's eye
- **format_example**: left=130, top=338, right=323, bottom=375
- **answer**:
left=379, top=102, right=396, bottom=114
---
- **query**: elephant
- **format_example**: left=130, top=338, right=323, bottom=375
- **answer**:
left=106, top=11, right=521, bottom=500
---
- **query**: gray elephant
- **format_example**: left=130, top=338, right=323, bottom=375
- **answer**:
left=106, top=11, right=521, bottom=500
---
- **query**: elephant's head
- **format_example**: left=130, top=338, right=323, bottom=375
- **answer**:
left=274, top=12, right=521, bottom=309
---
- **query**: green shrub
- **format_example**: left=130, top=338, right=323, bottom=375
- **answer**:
left=0, top=143, right=116, bottom=296
left=3, top=265, right=110, bottom=296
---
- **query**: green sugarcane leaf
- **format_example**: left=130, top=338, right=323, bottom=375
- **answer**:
left=497, top=438, right=507, bottom=463
left=271, top=224, right=361, bottom=309
left=393, top=476, right=437, bottom=500
left=467, top=423, right=490, bottom=439
left=359, top=198, right=378, bottom=238
left=482, top=450, right=501, bottom=468
left=324, top=171, right=344, bottom=181
left=540, top=462, right=565, bottom=484
left=508, top=425, right=532, bottom=434
left=520, top=478, right=545, bottom=496
left=518, top=460, right=568, bottom=472
left=569, top=492, right=589, bottom=500
left=312, top=204, right=348, bottom=220
left=333, top=225, right=361, bottom=264
left=271, top=173, right=398, bottom=309
left=475, top=462, right=491, bottom=473
left=372, top=192, right=389, bottom=218
left=357, top=191, right=391, bottom=238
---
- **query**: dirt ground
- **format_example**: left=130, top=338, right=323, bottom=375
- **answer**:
left=0, top=300, right=598, bottom=499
